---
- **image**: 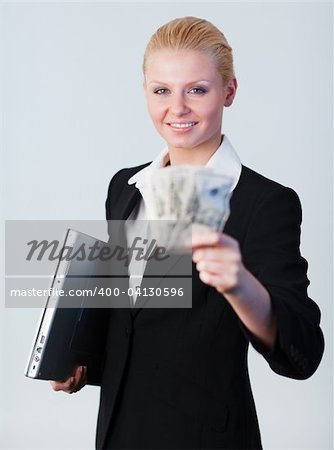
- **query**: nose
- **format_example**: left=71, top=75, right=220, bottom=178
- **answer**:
left=169, top=92, right=190, bottom=116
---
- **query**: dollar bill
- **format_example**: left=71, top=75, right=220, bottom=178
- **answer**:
left=139, top=166, right=233, bottom=250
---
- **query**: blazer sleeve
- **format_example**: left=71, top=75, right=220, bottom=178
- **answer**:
left=85, top=171, right=127, bottom=386
left=239, top=186, right=324, bottom=380
left=85, top=311, right=109, bottom=386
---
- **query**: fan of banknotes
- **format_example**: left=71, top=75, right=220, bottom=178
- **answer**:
left=139, top=166, right=233, bottom=251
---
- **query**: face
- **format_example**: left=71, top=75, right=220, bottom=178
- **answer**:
left=144, top=49, right=236, bottom=154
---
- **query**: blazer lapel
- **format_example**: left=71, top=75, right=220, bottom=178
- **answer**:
left=111, top=184, right=142, bottom=221
left=107, top=182, right=141, bottom=255
left=106, top=182, right=141, bottom=310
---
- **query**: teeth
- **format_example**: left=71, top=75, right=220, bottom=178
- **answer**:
left=169, top=122, right=196, bottom=128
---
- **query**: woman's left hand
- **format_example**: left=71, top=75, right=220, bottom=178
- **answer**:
left=192, top=229, right=246, bottom=295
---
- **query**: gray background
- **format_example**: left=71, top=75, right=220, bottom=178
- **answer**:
left=1, top=1, right=333, bottom=449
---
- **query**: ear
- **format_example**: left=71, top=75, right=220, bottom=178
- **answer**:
left=224, top=78, right=238, bottom=107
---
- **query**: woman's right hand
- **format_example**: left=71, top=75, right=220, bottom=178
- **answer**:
left=50, top=365, right=87, bottom=394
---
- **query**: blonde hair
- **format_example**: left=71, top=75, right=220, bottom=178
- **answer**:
left=143, top=16, right=235, bottom=84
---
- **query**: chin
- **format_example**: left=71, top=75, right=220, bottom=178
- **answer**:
left=164, top=135, right=200, bottom=150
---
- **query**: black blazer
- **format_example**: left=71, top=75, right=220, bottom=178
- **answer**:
left=91, top=164, right=324, bottom=450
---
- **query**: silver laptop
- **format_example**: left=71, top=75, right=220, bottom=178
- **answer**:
left=25, top=229, right=112, bottom=381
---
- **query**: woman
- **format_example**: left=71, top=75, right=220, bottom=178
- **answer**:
left=52, top=17, right=324, bottom=449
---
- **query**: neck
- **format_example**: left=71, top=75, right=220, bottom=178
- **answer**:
left=168, top=134, right=223, bottom=166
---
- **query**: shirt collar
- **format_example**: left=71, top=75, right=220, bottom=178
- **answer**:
left=128, top=134, right=242, bottom=191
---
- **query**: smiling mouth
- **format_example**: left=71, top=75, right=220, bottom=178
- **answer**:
left=167, top=122, right=198, bottom=129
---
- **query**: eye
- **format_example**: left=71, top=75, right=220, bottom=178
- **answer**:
left=153, top=88, right=170, bottom=95
left=189, top=87, right=207, bottom=95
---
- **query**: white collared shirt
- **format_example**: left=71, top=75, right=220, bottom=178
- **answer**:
left=125, top=134, right=242, bottom=304
left=128, top=134, right=241, bottom=192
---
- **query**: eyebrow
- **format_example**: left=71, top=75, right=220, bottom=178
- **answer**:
left=147, top=80, right=211, bottom=86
